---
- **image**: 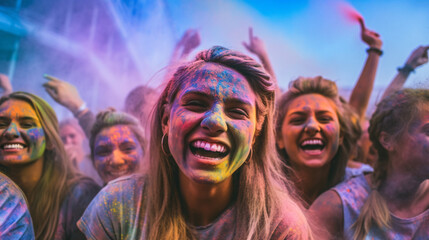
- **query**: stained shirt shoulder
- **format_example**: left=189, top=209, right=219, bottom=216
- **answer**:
left=78, top=174, right=147, bottom=240
left=55, top=177, right=101, bottom=240
left=0, top=172, right=35, bottom=240
left=344, top=163, right=374, bottom=181
left=333, top=174, right=370, bottom=239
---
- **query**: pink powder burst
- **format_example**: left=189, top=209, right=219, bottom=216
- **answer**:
left=337, top=1, right=365, bottom=27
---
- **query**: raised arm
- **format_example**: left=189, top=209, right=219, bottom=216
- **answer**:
left=381, top=45, right=429, bottom=100
left=169, top=29, right=201, bottom=65
left=43, top=75, right=94, bottom=137
left=242, top=27, right=280, bottom=96
left=349, top=20, right=382, bottom=121
left=165, top=29, right=201, bottom=85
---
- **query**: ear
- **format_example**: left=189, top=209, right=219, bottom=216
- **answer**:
left=339, top=132, right=344, bottom=145
left=379, top=131, right=393, bottom=151
left=276, top=135, right=285, bottom=149
left=161, top=106, right=169, bottom=135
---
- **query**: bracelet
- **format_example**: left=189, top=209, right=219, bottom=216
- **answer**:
left=397, top=64, right=415, bottom=74
left=366, top=47, right=383, bottom=56
left=73, top=102, right=87, bottom=117
left=77, top=102, right=87, bottom=112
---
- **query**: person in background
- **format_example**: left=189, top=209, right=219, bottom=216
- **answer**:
left=89, top=109, right=146, bottom=185
left=0, top=92, right=100, bottom=240
left=275, top=76, right=355, bottom=206
left=0, top=172, right=35, bottom=239
left=356, top=45, right=428, bottom=167
left=310, top=88, right=429, bottom=239
left=59, top=118, right=103, bottom=185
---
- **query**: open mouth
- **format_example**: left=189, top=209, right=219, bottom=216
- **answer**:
left=1, top=143, right=26, bottom=150
left=190, top=140, right=229, bottom=160
left=300, top=139, right=325, bottom=153
left=109, top=169, right=130, bottom=177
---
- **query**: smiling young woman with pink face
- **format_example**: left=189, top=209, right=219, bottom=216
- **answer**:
left=0, top=92, right=100, bottom=240
left=275, top=76, right=354, bottom=205
left=78, top=46, right=313, bottom=240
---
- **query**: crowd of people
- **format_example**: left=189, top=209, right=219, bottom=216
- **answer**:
left=0, top=22, right=428, bottom=240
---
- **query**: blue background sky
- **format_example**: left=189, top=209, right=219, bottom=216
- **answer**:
left=159, top=0, right=429, bottom=99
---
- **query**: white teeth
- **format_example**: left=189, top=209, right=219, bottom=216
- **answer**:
left=3, top=144, right=24, bottom=149
left=192, top=140, right=227, bottom=153
left=204, top=143, right=211, bottom=151
left=302, top=139, right=323, bottom=146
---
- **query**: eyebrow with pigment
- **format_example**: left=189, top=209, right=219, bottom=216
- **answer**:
left=18, top=116, right=37, bottom=121
left=181, top=91, right=214, bottom=101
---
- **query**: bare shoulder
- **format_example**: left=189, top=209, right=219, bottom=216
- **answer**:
left=308, top=190, right=343, bottom=239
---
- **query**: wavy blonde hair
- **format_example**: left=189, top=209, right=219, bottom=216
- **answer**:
left=275, top=76, right=354, bottom=189
left=145, top=46, right=312, bottom=239
left=0, top=92, right=80, bottom=239
left=352, top=88, right=429, bottom=239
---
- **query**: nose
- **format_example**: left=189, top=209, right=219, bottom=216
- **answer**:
left=4, top=123, right=20, bottom=139
left=201, top=104, right=227, bottom=134
left=304, top=117, right=320, bottom=136
left=109, top=150, right=126, bottom=168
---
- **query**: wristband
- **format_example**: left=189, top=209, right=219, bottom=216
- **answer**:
left=77, top=102, right=87, bottom=112
left=397, top=64, right=415, bottom=74
left=366, top=47, right=383, bottom=56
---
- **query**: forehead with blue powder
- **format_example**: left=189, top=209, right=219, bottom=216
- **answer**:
left=181, top=63, right=252, bottom=103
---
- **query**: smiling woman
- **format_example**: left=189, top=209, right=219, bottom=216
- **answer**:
left=0, top=92, right=100, bottom=240
left=89, top=109, right=145, bottom=185
left=275, top=76, right=354, bottom=205
left=78, top=46, right=313, bottom=239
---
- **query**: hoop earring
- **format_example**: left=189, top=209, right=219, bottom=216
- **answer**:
left=161, top=133, right=170, bottom=156
left=245, top=148, right=252, bottom=165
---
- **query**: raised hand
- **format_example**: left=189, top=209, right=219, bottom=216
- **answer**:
left=360, top=20, right=382, bottom=49
left=242, top=27, right=268, bottom=57
left=180, top=29, right=201, bottom=56
left=43, top=75, right=85, bottom=114
left=405, top=45, right=429, bottom=69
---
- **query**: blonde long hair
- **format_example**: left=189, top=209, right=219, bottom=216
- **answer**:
left=352, top=89, right=429, bottom=239
left=145, top=46, right=312, bottom=239
left=0, top=92, right=80, bottom=239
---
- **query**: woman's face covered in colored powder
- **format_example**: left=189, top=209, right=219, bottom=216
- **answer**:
left=0, top=99, right=46, bottom=166
left=392, top=108, right=429, bottom=178
left=277, top=93, right=342, bottom=170
left=164, top=62, right=257, bottom=184
left=93, top=125, right=143, bottom=184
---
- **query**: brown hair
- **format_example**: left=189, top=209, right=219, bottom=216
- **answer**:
left=352, top=88, right=429, bottom=239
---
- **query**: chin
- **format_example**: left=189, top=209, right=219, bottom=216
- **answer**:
left=188, top=170, right=228, bottom=185
left=302, top=159, right=330, bottom=169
